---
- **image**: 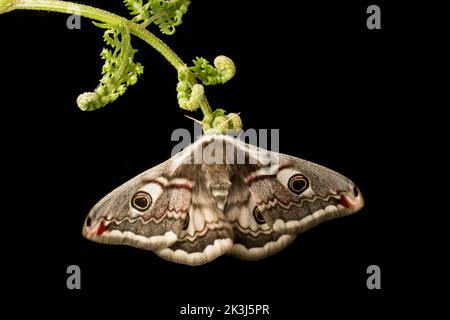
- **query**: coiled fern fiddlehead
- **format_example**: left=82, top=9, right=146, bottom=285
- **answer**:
left=0, top=0, right=242, bottom=132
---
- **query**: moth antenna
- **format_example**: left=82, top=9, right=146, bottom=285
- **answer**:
left=221, top=112, right=241, bottom=127
left=184, top=114, right=203, bottom=125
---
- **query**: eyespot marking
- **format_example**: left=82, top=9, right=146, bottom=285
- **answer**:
left=253, top=207, right=265, bottom=224
left=277, top=168, right=311, bottom=196
left=131, top=191, right=152, bottom=211
left=288, top=174, right=309, bottom=195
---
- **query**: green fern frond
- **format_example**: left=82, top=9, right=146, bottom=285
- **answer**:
left=1, top=0, right=241, bottom=131
left=150, top=0, right=190, bottom=35
left=77, top=22, right=144, bottom=111
left=190, top=56, right=236, bottom=85
left=123, top=0, right=190, bottom=35
left=123, top=0, right=152, bottom=23
left=176, top=65, right=203, bottom=111
left=0, top=0, right=16, bottom=14
left=202, top=109, right=243, bottom=133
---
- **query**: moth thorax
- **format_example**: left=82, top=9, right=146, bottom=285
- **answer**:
left=203, top=164, right=232, bottom=211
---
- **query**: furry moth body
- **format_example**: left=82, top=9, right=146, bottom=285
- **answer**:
left=83, top=134, right=364, bottom=265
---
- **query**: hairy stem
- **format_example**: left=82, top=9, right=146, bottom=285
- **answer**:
left=1, top=0, right=213, bottom=117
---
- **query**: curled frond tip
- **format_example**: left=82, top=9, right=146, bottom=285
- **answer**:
left=77, top=22, right=144, bottom=111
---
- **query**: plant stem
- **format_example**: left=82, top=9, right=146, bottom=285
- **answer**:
left=2, top=0, right=213, bottom=117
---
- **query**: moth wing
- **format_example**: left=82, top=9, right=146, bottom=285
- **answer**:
left=225, top=165, right=296, bottom=261
left=82, top=159, right=191, bottom=252
left=227, top=150, right=363, bottom=261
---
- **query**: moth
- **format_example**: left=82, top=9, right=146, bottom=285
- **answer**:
left=83, top=134, right=364, bottom=265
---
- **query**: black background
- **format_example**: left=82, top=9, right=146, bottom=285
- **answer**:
left=0, top=0, right=440, bottom=317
